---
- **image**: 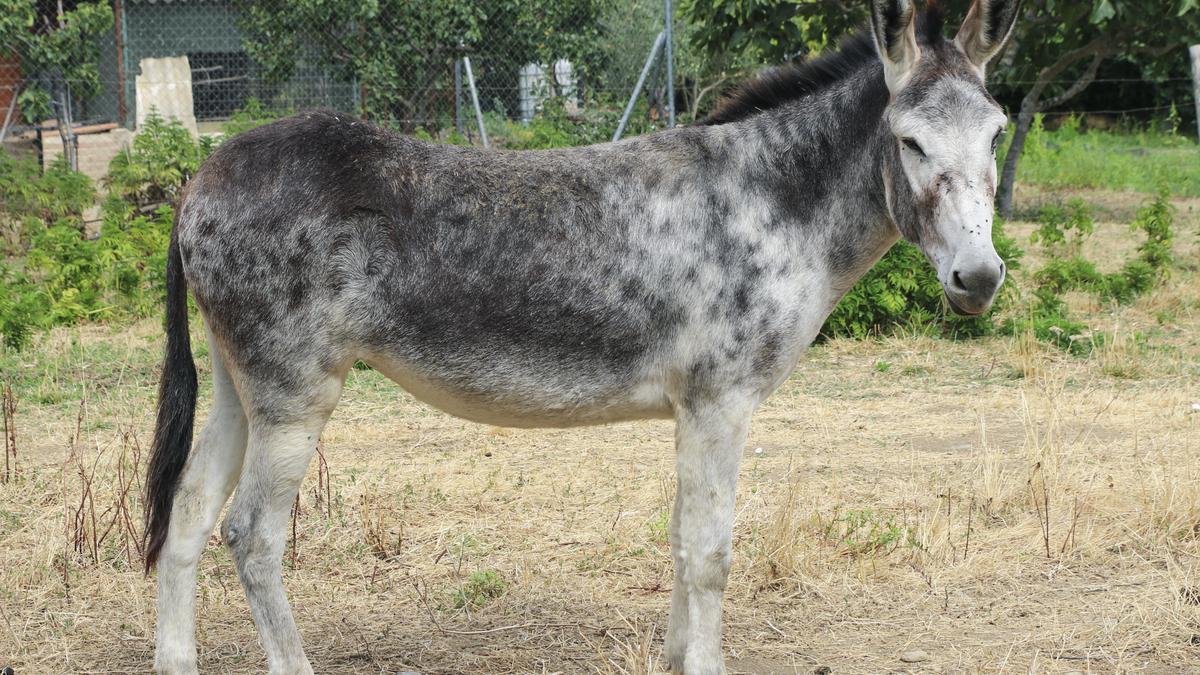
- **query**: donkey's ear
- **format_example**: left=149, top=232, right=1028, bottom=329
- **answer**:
left=870, top=0, right=921, bottom=93
left=955, top=0, right=1022, bottom=73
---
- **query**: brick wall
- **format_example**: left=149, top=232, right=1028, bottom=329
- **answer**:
left=40, top=128, right=135, bottom=183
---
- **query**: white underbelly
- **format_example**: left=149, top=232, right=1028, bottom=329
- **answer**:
left=361, top=355, right=675, bottom=428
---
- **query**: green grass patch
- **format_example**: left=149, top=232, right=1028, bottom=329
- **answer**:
left=1005, top=116, right=1200, bottom=196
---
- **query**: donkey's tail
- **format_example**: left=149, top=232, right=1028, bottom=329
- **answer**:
left=143, top=223, right=198, bottom=573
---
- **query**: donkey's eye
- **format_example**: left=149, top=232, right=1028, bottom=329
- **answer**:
left=991, top=130, right=1005, bottom=154
left=901, top=137, right=926, bottom=158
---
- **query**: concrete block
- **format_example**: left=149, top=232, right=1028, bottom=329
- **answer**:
left=136, top=55, right=198, bottom=135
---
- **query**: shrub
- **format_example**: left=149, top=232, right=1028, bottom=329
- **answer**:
left=1030, top=199, right=1094, bottom=256
left=494, top=96, right=663, bottom=150
left=451, top=570, right=508, bottom=609
left=1004, top=287, right=1094, bottom=356
left=1004, top=190, right=1176, bottom=355
left=105, top=113, right=215, bottom=208
left=0, top=154, right=95, bottom=249
left=0, top=265, right=46, bottom=351
left=1129, top=188, right=1174, bottom=278
left=221, top=98, right=286, bottom=137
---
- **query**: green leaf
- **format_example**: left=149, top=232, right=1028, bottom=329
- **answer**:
left=1090, top=0, right=1116, bottom=22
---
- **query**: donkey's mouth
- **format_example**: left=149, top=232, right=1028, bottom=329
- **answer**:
left=945, top=293, right=985, bottom=317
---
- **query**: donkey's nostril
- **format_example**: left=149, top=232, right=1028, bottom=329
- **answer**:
left=951, top=270, right=966, bottom=291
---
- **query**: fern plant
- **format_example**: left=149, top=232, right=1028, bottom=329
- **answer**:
left=105, top=113, right=214, bottom=208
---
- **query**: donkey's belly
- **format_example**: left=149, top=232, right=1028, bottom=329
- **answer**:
left=361, top=351, right=675, bottom=428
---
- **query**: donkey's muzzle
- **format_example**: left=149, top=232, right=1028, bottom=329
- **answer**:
left=945, top=260, right=1005, bottom=316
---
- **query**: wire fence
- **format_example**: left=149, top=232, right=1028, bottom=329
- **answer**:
left=1, top=1, right=1194, bottom=145
left=2, top=0, right=678, bottom=136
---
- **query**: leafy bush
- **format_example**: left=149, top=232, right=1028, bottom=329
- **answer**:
left=0, top=154, right=95, bottom=249
left=1003, top=190, right=1176, bottom=355
left=451, top=570, right=508, bottom=609
left=1004, top=287, right=1094, bottom=356
left=105, top=113, right=215, bottom=208
left=823, top=219, right=1024, bottom=339
left=1030, top=199, right=1094, bottom=256
left=493, top=96, right=664, bottom=150
left=1025, top=192, right=1174, bottom=307
left=221, top=98, right=286, bottom=137
left=0, top=201, right=173, bottom=349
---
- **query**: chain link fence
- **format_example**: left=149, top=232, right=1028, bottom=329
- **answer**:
left=4, top=0, right=677, bottom=137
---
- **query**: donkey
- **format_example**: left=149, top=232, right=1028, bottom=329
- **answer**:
left=144, top=0, right=1020, bottom=672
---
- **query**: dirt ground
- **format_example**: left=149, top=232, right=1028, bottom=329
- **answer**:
left=1, top=188, right=1199, bottom=673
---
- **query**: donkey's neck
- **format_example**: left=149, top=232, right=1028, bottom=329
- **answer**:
left=713, top=63, right=904, bottom=299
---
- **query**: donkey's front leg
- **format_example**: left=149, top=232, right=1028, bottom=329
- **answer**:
left=664, top=393, right=755, bottom=674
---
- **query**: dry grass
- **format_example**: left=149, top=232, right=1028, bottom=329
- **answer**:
left=1, top=190, right=1198, bottom=673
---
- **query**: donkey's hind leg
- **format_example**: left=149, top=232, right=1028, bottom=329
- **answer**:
left=221, top=372, right=344, bottom=675
left=156, top=330, right=249, bottom=675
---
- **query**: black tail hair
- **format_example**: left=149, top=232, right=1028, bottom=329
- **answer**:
left=143, top=222, right=197, bottom=573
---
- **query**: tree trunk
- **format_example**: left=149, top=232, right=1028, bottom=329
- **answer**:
left=997, top=98, right=1038, bottom=219
left=56, top=81, right=78, bottom=172
left=996, top=41, right=1108, bottom=219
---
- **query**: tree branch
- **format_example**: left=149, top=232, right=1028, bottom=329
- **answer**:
left=1040, top=52, right=1103, bottom=109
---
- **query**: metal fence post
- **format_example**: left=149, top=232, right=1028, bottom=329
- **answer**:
left=664, top=0, right=675, bottom=128
left=455, top=58, right=464, bottom=137
left=613, top=30, right=666, bottom=142
left=1190, top=45, right=1200, bottom=144
left=462, top=56, right=489, bottom=149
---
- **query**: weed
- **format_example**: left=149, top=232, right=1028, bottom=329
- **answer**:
left=646, top=508, right=670, bottom=545
left=1031, top=199, right=1095, bottom=256
left=451, top=570, right=508, bottom=609
left=105, top=113, right=214, bottom=209
left=823, top=509, right=915, bottom=557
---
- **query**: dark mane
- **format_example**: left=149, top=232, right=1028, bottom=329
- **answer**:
left=701, top=4, right=947, bottom=126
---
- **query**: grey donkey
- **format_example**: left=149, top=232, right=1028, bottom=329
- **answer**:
left=144, top=0, right=1021, bottom=672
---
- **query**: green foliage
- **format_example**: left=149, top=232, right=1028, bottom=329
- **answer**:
left=0, top=116, right=197, bottom=350
left=1, top=0, right=114, bottom=124
left=1030, top=198, right=1095, bottom=256
left=235, top=0, right=607, bottom=128
left=0, top=154, right=95, bottom=248
left=105, top=113, right=215, bottom=208
left=221, top=98, right=286, bottom=137
left=1025, top=191, right=1174, bottom=307
left=451, top=570, right=508, bottom=609
left=0, top=201, right=173, bottom=350
left=1003, top=190, right=1176, bottom=355
left=823, top=508, right=916, bottom=557
left=679, top=0, right=873, bottom=62
left=493, top=96, right=661, bottom=150
left=1004, top=287, right=1094, bottom=356
left=0, top=265, right=44, bottom=351
left=1005, top=116, right=1200, bottom=197
left=1130, top=188, right=1174, bottom=276
left=823, top=219, right=1023, bottom=339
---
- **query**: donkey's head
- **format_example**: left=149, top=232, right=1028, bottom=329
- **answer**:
left=870, top=0, right=1020, bottom=315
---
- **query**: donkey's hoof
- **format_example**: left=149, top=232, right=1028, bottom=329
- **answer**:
left=683, top=650, right=727, bottom=675
left=153, top=659, right=198, bottom=675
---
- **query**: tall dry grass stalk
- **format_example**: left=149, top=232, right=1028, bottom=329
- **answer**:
left=62, top=398, right=145, bottom=571
left=2, top=382, right=15, bottom=484
left=588, top=612, right=660, bottom=675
